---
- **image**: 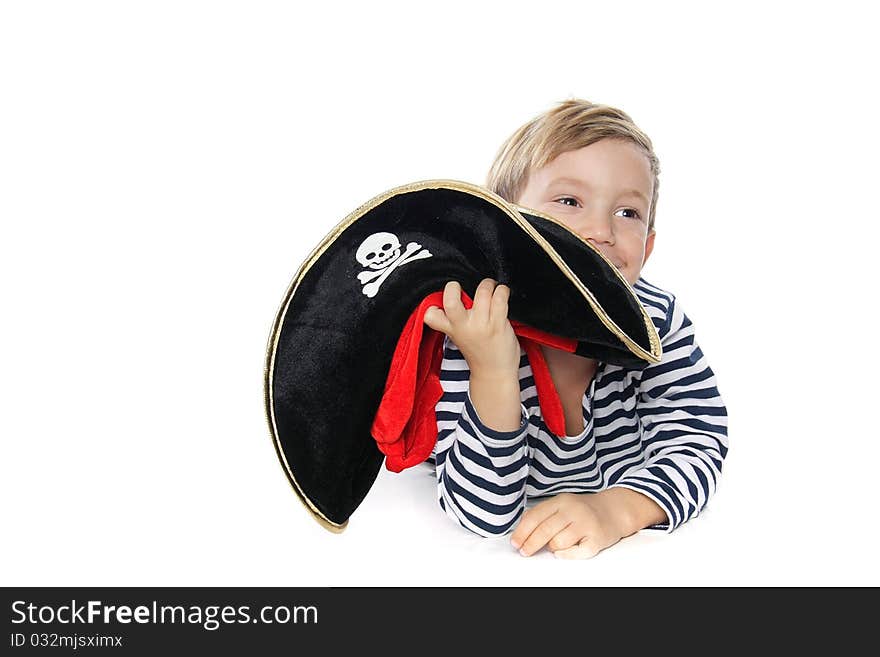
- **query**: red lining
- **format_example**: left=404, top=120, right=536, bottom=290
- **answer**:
left=371, top=290, right=577, bottom=472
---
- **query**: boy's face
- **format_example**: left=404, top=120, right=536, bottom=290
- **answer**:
left=515, top=138, right=656, bottom=286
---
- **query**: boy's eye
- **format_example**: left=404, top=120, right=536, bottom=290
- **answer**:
left=615, top=208, right=642, bottom=220
left=554, top=197, right=580, bottom=207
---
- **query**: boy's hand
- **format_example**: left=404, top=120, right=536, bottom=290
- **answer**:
left=423, top=278, right=521, bottom=378
left=509, top=491, right=632, bottom=559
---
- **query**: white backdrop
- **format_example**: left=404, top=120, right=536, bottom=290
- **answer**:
left=2, top=1, right=877, bottom=586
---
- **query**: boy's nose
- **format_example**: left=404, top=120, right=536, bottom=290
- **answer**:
left=577, top=213, right=614, bottom=244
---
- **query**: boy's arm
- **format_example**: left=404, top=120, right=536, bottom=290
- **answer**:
left=609, top=296, right=729, bottom=533
left=469, top=369, right=524, bottom=432
left=432, top=336, right=532, bottom=537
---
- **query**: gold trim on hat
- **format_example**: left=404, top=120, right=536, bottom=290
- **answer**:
left=264, top=179, right=662, bottom=533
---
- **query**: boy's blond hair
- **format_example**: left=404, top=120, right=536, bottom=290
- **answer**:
left=486, top=99, right=661, bottom=231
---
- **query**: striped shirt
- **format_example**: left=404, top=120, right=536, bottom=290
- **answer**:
left=428, top=277, right=728, bottom=536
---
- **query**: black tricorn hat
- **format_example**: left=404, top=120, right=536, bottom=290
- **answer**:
left=264, top=180, right=661, bottom=532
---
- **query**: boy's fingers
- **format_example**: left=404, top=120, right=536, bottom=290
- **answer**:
left=547, top=525, right=582, bottom=552
left=471, top=278, right=496, bottom=325
left=510, top=498, right=559, bottom=551
left=553, top=538, right=601, bottom=560
left=442, top=281, right=466, bottom=323
left=515, top=512, right=571, bottom=557
left=423, top=306, right=451, bottom=334
left=489, top=283, right=510, bottom=326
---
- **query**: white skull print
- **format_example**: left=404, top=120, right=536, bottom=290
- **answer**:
left=356, top=232, right=402, bottom=270
left=355, top=231, right=432, bottom=297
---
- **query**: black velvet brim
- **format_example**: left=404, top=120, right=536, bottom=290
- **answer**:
left=265, top=181, right=660, bottom=530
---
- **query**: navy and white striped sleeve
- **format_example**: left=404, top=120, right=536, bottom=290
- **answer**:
left=432, top=335, right=532, bottom=537
left=610, top=294, right=729, bottom=533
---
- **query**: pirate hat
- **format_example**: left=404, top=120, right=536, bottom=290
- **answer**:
left=264, top=180, right=661, bottom=532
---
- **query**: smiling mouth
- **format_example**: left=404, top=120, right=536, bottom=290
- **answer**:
left=592, top=248, right=624, bottom=270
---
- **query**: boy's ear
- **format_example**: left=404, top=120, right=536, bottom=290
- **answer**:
left=642, top=230, right=656, bottom=265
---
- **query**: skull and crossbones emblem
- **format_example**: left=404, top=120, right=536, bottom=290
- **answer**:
left=355, top=231, right=432, bottom=297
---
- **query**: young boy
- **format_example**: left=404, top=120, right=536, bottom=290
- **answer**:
left=422, top=99, right=728, bottom=559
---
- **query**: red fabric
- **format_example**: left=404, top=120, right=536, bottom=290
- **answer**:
left=371, top=290, right=578, bottom=473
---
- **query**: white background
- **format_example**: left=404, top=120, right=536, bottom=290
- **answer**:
left=2, top=1, right=878, bottom=586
